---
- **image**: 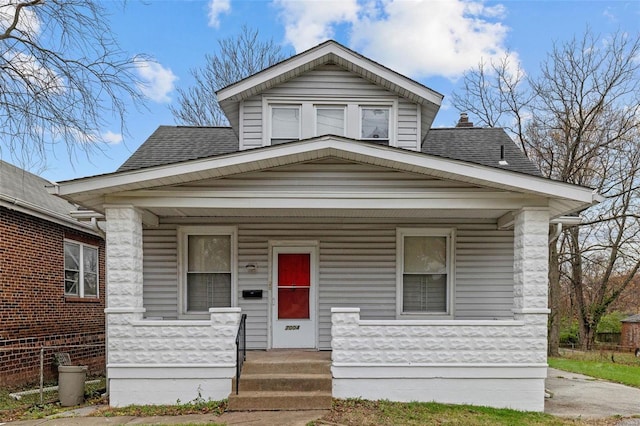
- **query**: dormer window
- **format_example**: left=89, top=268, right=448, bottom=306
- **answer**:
left=271, top=106, right=300, bottom=144
left=263, top=100, right=397, bottom=147
left=361, top=107, right=390, bottom=141
left=316, top=106, right=345, bottom=136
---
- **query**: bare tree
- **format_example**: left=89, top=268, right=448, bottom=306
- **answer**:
left=0, top=0, right=147, bottom=168
left=452, top=29, right=640, bottom=352
left=170, top=25, right=289, bottom=126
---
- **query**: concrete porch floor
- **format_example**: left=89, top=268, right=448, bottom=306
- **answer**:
left=244, top=349, right=332, bottom=363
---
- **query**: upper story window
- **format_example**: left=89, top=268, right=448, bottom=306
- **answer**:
left=271, top=106, right=300, bottom=144
left=64, top=241, right=98, bottom=298
left=263, top=99, right=397, bottom=147
left=316, top=106, right=345, bottom=136
left=179, top=226, right=237, bottom=315
left=397, top=228, right=454, bottom=317
left=361, top=107, right=390, bottom=141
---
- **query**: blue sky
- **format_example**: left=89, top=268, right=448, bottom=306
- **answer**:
left=35, top=0, right=640, bottom=182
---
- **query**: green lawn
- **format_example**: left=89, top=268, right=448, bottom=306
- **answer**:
left=316, top=399, right=588, bottom=426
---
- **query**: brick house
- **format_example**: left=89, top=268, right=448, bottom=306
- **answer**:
left=621, top=314, right=640, bottom=354
left=0, top=160, right=106, bottom=388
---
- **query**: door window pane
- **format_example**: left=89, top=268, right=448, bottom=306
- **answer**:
left=277, top=253, right=310, bottom=319
left=316, top=108, right=345, bottom=136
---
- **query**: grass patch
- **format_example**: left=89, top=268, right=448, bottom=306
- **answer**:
left=94, top=399, right=227, bottom=417
left=549, top=356, right=640, bottom=388
left=316, top=399, right=588, bottom=426
left=0, top=378, right=106, bottom=422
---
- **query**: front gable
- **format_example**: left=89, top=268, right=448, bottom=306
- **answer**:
left=217, top=41, right=443, bottom=152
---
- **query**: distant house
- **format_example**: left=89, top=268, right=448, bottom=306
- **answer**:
left=621, top=314, right=640, bottom=354
left=51, top=41, right=600, bottom=411
left=0, top=161, right=106, bottom=388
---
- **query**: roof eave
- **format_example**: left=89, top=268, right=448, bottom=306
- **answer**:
left=54, top=137, right=598, bottom=218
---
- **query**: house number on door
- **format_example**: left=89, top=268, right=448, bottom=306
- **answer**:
left=285, top=325, right=300, bottom=330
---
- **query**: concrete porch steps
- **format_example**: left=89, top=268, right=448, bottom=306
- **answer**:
left=228, top=350, right=332, bottom=411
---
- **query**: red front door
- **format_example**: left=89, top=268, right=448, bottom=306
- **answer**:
left=272, top=247, right=316, bottom=348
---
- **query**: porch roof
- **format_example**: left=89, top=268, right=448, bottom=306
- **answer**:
left=50, top=136, right=600, bottom=223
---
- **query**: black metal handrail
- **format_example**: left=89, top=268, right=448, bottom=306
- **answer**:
left=235, top=313, right=247, bottom=395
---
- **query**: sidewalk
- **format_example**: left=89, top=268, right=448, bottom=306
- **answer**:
left=2, top=408, right=329, bottom=426
left=545, top=368, right=640, bottom=419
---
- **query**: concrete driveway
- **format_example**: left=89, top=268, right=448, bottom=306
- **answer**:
left=546, top=367, right=640, bottom=419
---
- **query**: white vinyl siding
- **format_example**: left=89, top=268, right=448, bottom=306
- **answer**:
left=240, top=97, right=263, bottom=150
left=142, top=221, right=514, bottom=350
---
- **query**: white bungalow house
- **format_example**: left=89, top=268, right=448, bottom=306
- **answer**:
left=50, top=41, right=599, bottom=411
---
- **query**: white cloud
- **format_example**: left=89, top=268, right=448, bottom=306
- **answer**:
left=0, top=2, right=41, bottom=38
left=275, top=0, right=513, bottom=80
left=208, top=0, right=231, bottom=28
left=102, top=131, right=123, bottom=145
left=135, top=60, right=177, bottom=103
left=275, top=0, right=359, bottom=52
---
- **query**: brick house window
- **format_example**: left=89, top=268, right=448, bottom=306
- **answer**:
left=64, top=241, right=99, bottom=298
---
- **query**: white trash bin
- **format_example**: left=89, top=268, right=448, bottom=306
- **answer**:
left=58, top=365, right=88, bottom=406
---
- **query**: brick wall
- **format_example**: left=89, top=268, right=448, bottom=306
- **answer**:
left=621, top=322, right=640, bottom=350
left=0, top=207, right=106, bottom=389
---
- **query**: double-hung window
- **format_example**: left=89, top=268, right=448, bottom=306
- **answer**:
left=271, top=105, right=300, bottom=144
left=397, top=228, right=454, bottom=316
left=64, top=241, right=98, bottom=298
left=180, top=226, right=236, bottom=314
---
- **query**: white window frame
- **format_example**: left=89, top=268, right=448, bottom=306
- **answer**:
left=396, top=228, right=455, bottom=318
left=177, top=226, right=238, bottom=318
left=64, top=240, right=99, bottom=298
left=262, top=97, right=397, bottom=146
left=360, top=105, right=393, bottom=143
left=314, top=105, right=346, bottom=137
left=269, top=104, right=301, bottom=145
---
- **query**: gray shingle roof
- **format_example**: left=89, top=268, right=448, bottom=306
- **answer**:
left=0, top=160, right=78, bottom=217
left=117, top=126, right=238, bottom=172
left=423, top=127, right=541, bottom=176
left=622, top=314, right=640, bottom=323
left=116, top=125, right=541, bottom=177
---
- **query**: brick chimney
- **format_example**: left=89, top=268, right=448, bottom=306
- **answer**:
left=456, top=112, right=474, bottom=128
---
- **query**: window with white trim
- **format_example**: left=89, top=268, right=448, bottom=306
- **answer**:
left=361, top=107, right=390, bottom=141
left=315, top=106, right=345, bottom=136
left=64, top=241, right=98, bottom=298
left=397, top=228, right=453, bottom=316
left=179, top=227, right=236, bottom=314
left=271, top=105, right=300, bottom=144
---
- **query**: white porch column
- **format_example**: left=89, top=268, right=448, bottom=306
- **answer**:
left=105, top=205, right=144, bottom=314
left=513, top=207, right=550, bottom=315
